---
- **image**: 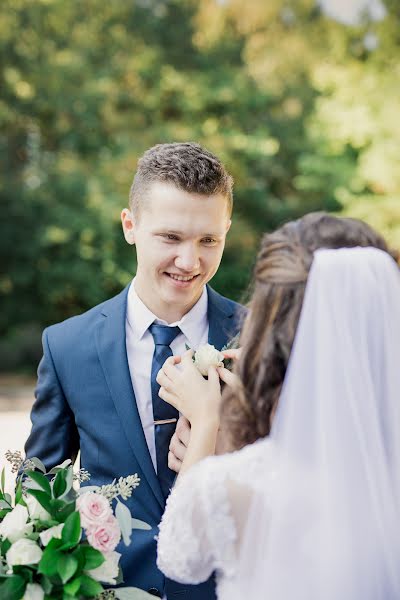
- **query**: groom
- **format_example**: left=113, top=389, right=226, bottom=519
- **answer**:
left=25, top=142, right=245, bottom=599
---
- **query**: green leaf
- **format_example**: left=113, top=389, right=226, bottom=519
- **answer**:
left=56, top=501, right=77, bottom=524
left=116, top=500, right=132, bottom=546
left=53, top=470, right=67, bottom=498
left=25, top=489, right=53, bottom=515
left=61, top=511, right=81, bottom=547
left=131, top=518, right=152, bottom=531
left=38, top=547, right=62, bottom=577
left=81, top=545, right=105, bottom=570
left=63, top=575, right=81, bottom=596
left=29, top=457, right=46, bottom=473
left=57, top=553, right=78, bottom=583
left=48, top=460, right=72, bottom=475
left=1, top=467, right=5, bottom=494
left=14, top=480, right=24, bottom=506
left=40, top=575, right=53, bottom=594
left=25, top=471, right=51, bottom=496
left=1, top=538, right=11, bottom=557
left=0, top=575, right=26, bottom=600
left=78, top=574, right=103, bottom=597
left=115, top=588, right=155, bottom=599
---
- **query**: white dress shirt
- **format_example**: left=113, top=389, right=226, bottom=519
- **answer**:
left=125, top=280, right=209, bottom=473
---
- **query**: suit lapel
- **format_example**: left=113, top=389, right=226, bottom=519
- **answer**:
left=95, top=286, right=164, bottom=509
left=207, top=286, right=239, bottom=349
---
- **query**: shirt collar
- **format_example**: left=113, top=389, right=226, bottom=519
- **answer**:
left=126, top=279, right=208, bottom=345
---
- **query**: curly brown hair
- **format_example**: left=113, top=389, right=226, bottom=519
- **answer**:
left=129, top=142, right=233, bottom=219
left=221, top=212, right=398, bottom=451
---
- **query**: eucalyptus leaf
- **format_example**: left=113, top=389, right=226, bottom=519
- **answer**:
left=29, top=457, right=46, bottom=473
left=116, top=500, right=132, bottom=546
left=47, top=459, right=72, bottom=475
left=131, top=518, right=152, bottom=531
left=115, top=587, right=155, bottom=599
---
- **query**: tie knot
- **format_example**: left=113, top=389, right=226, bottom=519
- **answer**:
left=149, top=323, right=181, bottom=347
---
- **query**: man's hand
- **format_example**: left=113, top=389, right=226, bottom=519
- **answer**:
left=168, top=416, right=191, bottom=473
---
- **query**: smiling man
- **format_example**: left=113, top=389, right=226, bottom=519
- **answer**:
left=25, top=143, right=245, bottom=600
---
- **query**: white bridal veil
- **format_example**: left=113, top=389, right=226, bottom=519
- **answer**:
left=234, top=247, right=400, bottom=599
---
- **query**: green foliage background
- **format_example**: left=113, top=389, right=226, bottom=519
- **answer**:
left=1, top=0, right=399, bottom=370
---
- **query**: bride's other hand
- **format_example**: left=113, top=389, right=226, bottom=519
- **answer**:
left=221, top=347, right=242, bottom=361
left=156, top=350, right=222, bottom=429
left=217, top=366, right=240, bottom=388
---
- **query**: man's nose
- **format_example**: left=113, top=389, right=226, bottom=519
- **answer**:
left=175, top=244, right=200, bottom=272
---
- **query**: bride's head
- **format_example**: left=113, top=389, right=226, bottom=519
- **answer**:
left=221, top=211, right=397, bottom=451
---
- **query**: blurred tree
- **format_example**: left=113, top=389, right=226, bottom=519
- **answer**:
left=0, top=0, right=399, bottom=369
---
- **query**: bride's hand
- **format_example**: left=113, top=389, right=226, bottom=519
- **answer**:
left=218, top=347, right=242, bottom=388
left=156, top=350, right=222, bottom=430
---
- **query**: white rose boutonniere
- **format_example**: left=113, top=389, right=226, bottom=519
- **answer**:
left=193, top=344, right=224, bottom=376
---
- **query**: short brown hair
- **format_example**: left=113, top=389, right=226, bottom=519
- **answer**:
left=221, top=212, right=397, bottom=451
left=129, top=142, right=233, bottom=218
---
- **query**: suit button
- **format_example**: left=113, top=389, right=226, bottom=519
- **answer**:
left=148, top=588, right=162, bottom=598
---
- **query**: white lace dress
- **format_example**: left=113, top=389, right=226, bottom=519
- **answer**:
left=157, top=438, right=275, bottom=599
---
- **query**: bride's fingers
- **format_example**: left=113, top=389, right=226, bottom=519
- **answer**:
left=158, top=386, right=179, bottom=410
left=163, top=359, right=180, bottom=381
left=221, top=348, right=242, bottom=360
left=207, top=365, right=221, bottom=390
left=217, top=366, right=239, bottom=387
left=156, top=368, right=174, bottom=390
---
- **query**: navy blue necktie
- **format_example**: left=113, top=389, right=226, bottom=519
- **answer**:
left=149, top=323, right=181, bottom=499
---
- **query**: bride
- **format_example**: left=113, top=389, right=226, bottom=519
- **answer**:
left=156, top=213, right=400, bottom=599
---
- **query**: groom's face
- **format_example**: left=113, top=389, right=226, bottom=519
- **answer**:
left=122, top=181, right=231, bottom=322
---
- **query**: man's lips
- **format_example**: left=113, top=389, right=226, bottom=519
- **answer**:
left=166, top=272, right=200, bottom=282
left=164, top=272, right=201, bottom=286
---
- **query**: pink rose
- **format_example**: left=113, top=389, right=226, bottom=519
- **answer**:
left=87, top=516, right=121, bottom=553
left=77, top=492, right=112, bottom=529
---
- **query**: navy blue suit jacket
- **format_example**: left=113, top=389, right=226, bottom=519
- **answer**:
left=25, top=284, right=245, bottom=599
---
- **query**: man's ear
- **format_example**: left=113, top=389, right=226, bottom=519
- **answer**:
left=121, top=208, right=135, bottom=245
left=225, top=219, right=232, bottom=234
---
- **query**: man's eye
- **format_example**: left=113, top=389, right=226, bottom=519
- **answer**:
left=202, top=238, right=216, bottom=244
left=164, top=234, right=179, bottom=241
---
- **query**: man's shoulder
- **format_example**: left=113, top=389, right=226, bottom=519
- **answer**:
left=44, top=285, right=129, bottom=341
left=207, top=286, right=247, bottom=317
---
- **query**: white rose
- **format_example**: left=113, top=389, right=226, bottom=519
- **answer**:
left=0, top=504, right=33, bottom=543
left=23, top=583, right=44, bottom=600
left=87, top=550, right=121, bottom=584
left=194, top=344, right=224, bottom=376
left=6, top=538, right=43, bottom=566
left=25, top=495, right=51, bottom=522
left=39, top=523, right=64, bottom=547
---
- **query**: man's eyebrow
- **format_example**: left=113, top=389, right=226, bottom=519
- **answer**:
left=154, top=228, right=223, bottom=237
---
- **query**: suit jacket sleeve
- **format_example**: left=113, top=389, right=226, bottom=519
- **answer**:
left=24, top=328, right=79, bottom=469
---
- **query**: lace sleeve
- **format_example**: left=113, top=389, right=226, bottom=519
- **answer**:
left=157, top=457, right=237, bottom=584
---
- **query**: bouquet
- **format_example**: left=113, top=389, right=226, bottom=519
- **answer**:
left=0, top=451, right=153, bottom=600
